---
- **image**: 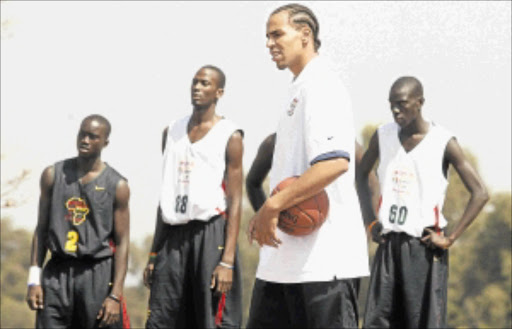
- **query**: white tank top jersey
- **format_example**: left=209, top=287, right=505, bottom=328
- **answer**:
left=256, top=56, right=370, bottom=283
left=377, top=121, right=454, bottom=238
left=159, top=115, right=242, bottom=225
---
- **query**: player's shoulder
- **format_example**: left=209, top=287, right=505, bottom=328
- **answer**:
left=167, top=114, right=191, bottom=137
left=378, top=122, right=399, bottom=135
left=103, top=162, right=128, bottom=185
left=431, top=121, right=455, bottom=139
left=218, top=117, right=244, bottom=139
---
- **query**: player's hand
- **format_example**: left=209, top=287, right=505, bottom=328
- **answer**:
left=143, top=262, right=155, bottom=289
left=246, top=217, right=260, bottom=246
left=370, top=221, right=386, bottom=244
left=248, top=204, right=282, bottom=248
left=26, top=285, right=44, bottom=310
left=421, top=228, right=453, bottom=250
left=210, top=265, right=233, bottom=294
left=97, top=297, right=121, bottom=327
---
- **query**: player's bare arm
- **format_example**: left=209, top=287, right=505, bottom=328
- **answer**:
left=355, top=140, right=380, bottom=217
left=246, top=133, right=276, bottom=212
left=249, top=156, right=348, bottom=248
left=211, top=131, right=244, bottom=294
left=355, top=132, right=386, bottom=244
left=144, top=127, right=170, bottom=288
left=26, top=165, right=54, bottom=311
left=421, top=138, right=489, bottom=249
left=97, top=179, right=130, bottom=327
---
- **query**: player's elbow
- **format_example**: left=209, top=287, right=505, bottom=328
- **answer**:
left=246, top=173, right=263, bottom=192
left=332, top=157, right=349, bottom=178
left=475, top=187, right=490, bottom=206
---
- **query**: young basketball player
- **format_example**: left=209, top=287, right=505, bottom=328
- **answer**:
left=144, top=65, right=243, bottom=328
left=357, top=76, right=489, bottom=328
left=26, top=115, right=130, bottom=329
left=245, top=4, right=369, bottom=328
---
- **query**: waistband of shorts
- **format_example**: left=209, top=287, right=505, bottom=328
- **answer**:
left=383, top=226, right=447, bottom=239
left=50, top=254, right=113, bottom=264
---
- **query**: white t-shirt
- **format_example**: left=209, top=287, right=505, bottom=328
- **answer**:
left=377, top=121, right=454, bottom=237
left=256, top=56, right=370, bottom=283
left=159, top=115, right=241, bottom=225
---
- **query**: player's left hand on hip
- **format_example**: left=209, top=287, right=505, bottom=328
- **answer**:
left=211, top=266, right=233, bottom=294
left=421, top=228, right=452, bottom=250
left=97, top=298, right=121, bottom=327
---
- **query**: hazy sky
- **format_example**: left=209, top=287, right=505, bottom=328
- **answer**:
left=1, top=1, right=510, bottom=242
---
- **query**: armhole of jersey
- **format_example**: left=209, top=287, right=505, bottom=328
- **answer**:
left=435, top=123, right=455, bottom=181
left=441, top=135, right=455, bottom=181
left=376, top=125, right=384, bottom=174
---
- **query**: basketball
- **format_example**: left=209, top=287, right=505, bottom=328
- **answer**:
left=271, top=176, right=329, bottom=236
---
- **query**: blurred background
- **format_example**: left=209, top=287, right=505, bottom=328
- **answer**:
left=1, top=1, right=510, bottom=328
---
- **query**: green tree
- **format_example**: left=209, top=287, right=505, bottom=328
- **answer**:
left=0, top=218, right=35, bottom=328
left=447, top=192, right=511, bottom=328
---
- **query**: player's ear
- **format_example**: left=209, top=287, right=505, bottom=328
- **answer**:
left=216, top=88, right=224, bottom=99
left=103, top=138, right=109, bottom=148
left=418, top=97, right=425, bottom=106
left=301, top=27, right=311, bottom=46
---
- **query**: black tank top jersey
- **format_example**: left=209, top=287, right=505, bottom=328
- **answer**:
left=47, top=158, right=125, bottom=259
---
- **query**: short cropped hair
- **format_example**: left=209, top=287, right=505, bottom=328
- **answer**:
left=392, top=76, right=424, bottom=98
left=82, top=114, right=111, bottom=138
left=271, top=3, right=322, bottom=51
left=200, top=65, right=226, bottom=89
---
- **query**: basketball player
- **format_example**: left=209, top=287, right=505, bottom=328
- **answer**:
left=358, top=76, right=489, bottom=328
left=245, top=4, right=369, bottom=328
left=26, top=115, right=130, bottom=329
left=144, top=65, right=243, bottom=328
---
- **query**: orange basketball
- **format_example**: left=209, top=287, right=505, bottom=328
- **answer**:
left=271, top=176, right=329, bottom=236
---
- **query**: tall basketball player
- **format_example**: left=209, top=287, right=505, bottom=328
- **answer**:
left=26, top=114, right=130, bottom=328
left=144, top=65, right=243, bottom=328
left=358, top=76, right=489, bottom=328
left=245, top=4, right=369, bottom=328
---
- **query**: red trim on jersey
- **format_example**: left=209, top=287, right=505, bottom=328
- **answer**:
left=121, top=297, right=131, bottom=328
left=109, top=239, right=116, bottom=253
left=434, top=206, right=441, bottom=235
left=215, top=292, right=226, bottom=327
left=221, top=180, right=227, bottom=193
left=216, top=207, right=227, bottom=218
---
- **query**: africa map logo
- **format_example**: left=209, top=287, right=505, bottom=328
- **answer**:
left=65, top=197, right=90, bottom=225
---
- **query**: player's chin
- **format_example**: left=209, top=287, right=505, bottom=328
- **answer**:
left=276, top=62, right=288, bottom=70
left=78, top=150, right=95, bottom=158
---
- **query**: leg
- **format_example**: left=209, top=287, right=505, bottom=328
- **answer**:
left=36, top=258, right=73, bottom=329
left=363, top=238, right=397, bottom=328
left=400, top=236, right=448, bottom=328
left=73, top=257, right=123, bottom=329
left=293, top=279, right=360, bottom=329
left=190, top=216, right=242, bottom=328
left=146, top=225, right=191, bottom=328
left=246, top=279, right=290, bottom=329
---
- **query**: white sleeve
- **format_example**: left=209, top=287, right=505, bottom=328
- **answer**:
left=304, top=80, right=354, bottom=165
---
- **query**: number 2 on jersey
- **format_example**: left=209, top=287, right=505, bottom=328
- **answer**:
left=65, top=230, right=79, bottom=252
left=175, top=195, right=188, bottom=214
left=389, top=205, right=408, bottom=225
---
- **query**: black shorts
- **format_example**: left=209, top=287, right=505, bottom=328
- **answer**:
left=146, top=215, right=242, bottom=329
left=363, top=232, right=448, bottom=328
left=246, top=278, right=360, bottom=329
left=36, top=256, right=126, bottom=329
